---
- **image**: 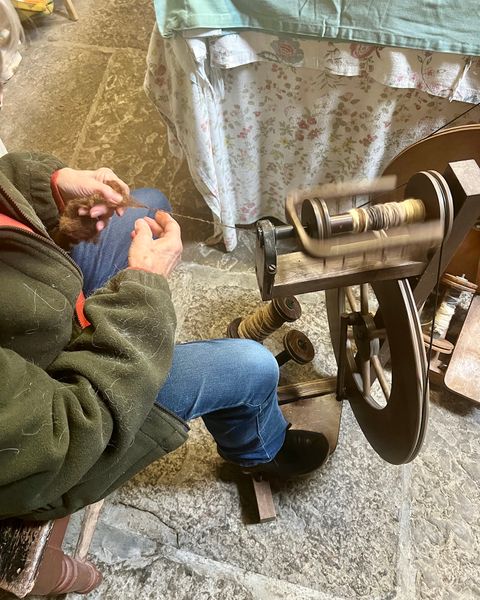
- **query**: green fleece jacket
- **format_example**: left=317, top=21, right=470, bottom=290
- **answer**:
left=0, top=152, right=188, bottom=521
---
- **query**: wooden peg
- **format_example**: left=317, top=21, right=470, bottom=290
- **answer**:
left=251, top=477, right=276, bottom=523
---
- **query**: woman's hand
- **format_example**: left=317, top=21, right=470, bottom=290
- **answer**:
left=54, top=167, right=131, bottom=242
left=55, top=167, right=130, bottom=227
left=55, top=167, right=129, bottom=204
left=128, top=211, right=182, bottom=278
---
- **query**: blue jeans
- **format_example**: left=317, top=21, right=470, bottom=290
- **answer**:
left=70, top=189, right=288, bottom=466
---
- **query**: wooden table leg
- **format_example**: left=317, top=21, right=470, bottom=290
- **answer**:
left=63, top=0, right=79, bottom=21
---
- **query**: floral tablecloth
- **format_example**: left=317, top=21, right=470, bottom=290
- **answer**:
left=145, top=28, right=480, bottom=250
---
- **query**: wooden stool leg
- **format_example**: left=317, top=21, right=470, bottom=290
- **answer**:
left=74, top=499, right=105, bottom=561
left=31, top=517, right=102, bottom=596
left=63, top=0, right=79, bottom=21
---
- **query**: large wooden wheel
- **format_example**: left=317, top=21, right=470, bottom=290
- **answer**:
left=326, top=280, right=428, bottom=464
left=383, top=123, right=480, bottom=286
left=382, top=124, right=480, bottom=200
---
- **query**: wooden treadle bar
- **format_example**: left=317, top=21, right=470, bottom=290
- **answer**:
left=277, top=377, right=337, bottom=404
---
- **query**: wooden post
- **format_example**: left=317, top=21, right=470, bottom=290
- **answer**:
left=63, top=0, right=79, bottom=21
left=251, top=478, right=276, bottom=523
left=74, top=500, right=105, bottom=561
left=414, top=160, right=480, bottom=308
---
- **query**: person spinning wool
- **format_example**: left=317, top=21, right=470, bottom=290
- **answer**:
left=0, top=1, right=328, bottom=521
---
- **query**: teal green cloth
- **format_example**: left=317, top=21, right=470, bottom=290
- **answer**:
left=154, top=0, right=480, bottom=56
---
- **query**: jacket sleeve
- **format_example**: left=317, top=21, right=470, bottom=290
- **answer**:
left=0, top=151, right=65, bottom=234
left=0, top=269, right=180, bottom=519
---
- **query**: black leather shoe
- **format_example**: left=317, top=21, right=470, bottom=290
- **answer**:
left=240, top=429, right=330, bottom=480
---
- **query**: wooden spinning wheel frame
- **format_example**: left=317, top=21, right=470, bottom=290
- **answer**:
left=235, top=125, right=480, bottom=522
left=254, top=126, right=480, bottom=464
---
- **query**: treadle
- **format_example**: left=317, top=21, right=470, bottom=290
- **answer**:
left=444, top=294, right=480, bottom=403
left=251, top=478, right=277, bottom=523
left=250, top=393, right=341, bottom=523
left=280, top=392, right=342, bottom=453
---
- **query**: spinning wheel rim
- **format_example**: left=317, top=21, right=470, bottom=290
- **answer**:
left=326, top=278, right=428, bottom=464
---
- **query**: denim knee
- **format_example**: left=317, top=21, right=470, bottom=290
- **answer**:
left=235, top=340, right=280, bottom=405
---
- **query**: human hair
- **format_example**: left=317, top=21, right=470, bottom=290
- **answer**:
left=0, top=0, right=23, bottom=85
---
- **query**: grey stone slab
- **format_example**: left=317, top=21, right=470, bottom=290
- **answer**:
left=180, top=226, right=258, bottom=272
left=409, top=396, right=480, bottom=600
left=25, top=0, right=156, bottom=52
left=68, top=48, right=204, bottom=212
left=67, top=551, right=335, bottom=600
left=0, top=44, right=110, bottom=162
left=168, top=265, right=194, bottom=332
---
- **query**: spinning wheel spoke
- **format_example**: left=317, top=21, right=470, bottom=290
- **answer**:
left=371, top=354, right=390, bottom=401
left=339, top=284, right=391, bottom=406
left=345, top=287, right=358, bottom=312
left=360, top=283, right=369, bottom=315
left=360, top=359, right=371, bottom=395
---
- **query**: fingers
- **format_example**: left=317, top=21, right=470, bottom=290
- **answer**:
left=109, top=175, right=130, bottom=196
left=143, top=216, right=164, bottom=237
left=133, top=217, right=153, bottom=240
left=55, top=167, right=130, bottom=204
left=94, top=181, right=123, bottom=204
left=152, top=211, right=182, bottom=237
left=132, top=215, right=181, bottom=245
left=94, top=167, right=130, bottom=196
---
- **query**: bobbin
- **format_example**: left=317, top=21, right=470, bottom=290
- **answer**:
left=421, top=273, right=477, bottom=338
left=441, top=273, right=477, bottom=294
left=227, top=296, right=302, bottom=341
left=275, top=329, right=315, bottom=366
left=299, top=171, right=451, bottom=244
left=300, top=197, right=426, bottom=240
left=281, top=172, right=447, bottom=260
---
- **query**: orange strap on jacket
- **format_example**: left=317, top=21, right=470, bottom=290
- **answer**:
left=0, top=213, right=90, bottom=328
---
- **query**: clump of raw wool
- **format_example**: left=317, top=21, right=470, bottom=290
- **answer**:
left=54, top=181, right=145, bottom=248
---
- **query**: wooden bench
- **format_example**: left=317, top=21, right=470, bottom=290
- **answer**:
left=0, top=501, right=104, bottom=597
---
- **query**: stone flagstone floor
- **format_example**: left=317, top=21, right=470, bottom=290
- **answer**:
left=0, top=2, right=479, bottom=599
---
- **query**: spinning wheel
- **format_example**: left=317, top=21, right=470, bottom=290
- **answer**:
left=321, top=169, right=455, bottom=464
left=229, top=125, right=480, bottom=520
left=253, top=148, right=461, bottom=465
left=251, top=178, right=447, bottom=466
left=238, top=125, right=480, bottom=521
